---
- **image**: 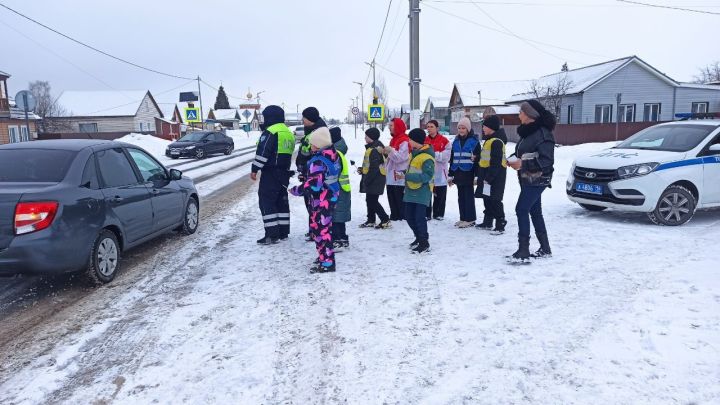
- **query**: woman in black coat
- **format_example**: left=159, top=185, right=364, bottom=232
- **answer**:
left=507, top=100, right=556, bottom=262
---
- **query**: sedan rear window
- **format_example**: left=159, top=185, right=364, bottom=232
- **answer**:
left=0, top=149, right=77, bottom=182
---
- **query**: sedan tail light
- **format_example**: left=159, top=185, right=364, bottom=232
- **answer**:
left=14, top=202, right=59, bottom=235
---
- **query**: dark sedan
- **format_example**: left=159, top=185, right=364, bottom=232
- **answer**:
left=166, top=131, right=234, bottom=159
left=0, top=140, right=199, bottom=284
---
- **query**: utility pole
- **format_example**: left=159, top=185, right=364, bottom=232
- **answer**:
left=409, top=0, right=421, bottom=128
left=616, top=93, right=622, bottom=141
left=197, top=76, right=204, bottom=130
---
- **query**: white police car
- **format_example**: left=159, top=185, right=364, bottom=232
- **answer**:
left=567, top=120, right=720, bottom=225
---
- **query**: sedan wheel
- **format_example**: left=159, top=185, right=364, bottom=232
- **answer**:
left=87, top=230, right=121, bottom=284
left=647, top=185, right=696, bottom=226
left=224, top=145, right=233, bottom=155
left=180, top=198, right=199, bottom=235
left=195, top=148, right=205, bottom=159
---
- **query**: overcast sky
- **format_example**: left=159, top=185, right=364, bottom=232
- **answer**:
left=1, top=0, right=718, bottom=119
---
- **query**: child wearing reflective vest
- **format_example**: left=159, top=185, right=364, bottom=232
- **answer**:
left=358, top=128, right=391, bottom=229
left=401, top=128, right=435, bottom=254
left=475, top=115, right=508, bottom=234
left=289, top=127, right=340, bottom=273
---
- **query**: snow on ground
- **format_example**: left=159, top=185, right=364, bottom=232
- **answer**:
left=1, top=126, right=718, bottom=404
left=116, top=133, right=173, bottom=164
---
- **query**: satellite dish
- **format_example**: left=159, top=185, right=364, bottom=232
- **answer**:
left=15, top=90, right=36, bottom=112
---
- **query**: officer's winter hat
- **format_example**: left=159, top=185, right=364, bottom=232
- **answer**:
left=482, top=115, right=500, bottom=132
left=302, top=107, right=321, bottom=123
left=365, top=127, right=381, bottom=141
left=262, top=105, right=285, bottom=127
left=330, top=127, right=342, bottom=143
left=408, top=128, right=426, bottom=145
left=309, top=127, right=332, bottom=149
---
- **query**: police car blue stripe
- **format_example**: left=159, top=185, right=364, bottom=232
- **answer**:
left=656, top=156, right=720, bottom=171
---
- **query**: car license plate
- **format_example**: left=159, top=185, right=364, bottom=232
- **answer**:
left=575, top=182, right=603, bottom=195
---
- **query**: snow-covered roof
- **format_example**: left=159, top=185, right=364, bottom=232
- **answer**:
left=424, top=97, right=451, bottom=113
left=454, top=81, right=532, bottom=107
left=492, top=105, right=521, bottom=115
left=677, top=82, right=720, bottom=91
left=158, top=103, right=180, bottom=121
left=53, top=90, right=153, bottom=117
left=0, top=70, right=9, bottom=78
left=9, top=106, right=41, bottom=120
left=506, top=56, right=678, bottom=102
left=210, top=109, right=240, bottom=121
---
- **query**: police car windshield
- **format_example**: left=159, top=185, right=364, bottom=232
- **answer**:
left=615, top=124, right=715, bottom=152
left=178, top=132, right=208, bottom=142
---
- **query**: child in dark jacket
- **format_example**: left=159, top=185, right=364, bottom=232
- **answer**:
left=358, top=128, right=391, bottom=229
left=475, top=115, right=508, bottom=234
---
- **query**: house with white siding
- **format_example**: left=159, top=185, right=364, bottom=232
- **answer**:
left=48, top=90, right=163, bottom=139
left=507, top=56, right=720, bottom=124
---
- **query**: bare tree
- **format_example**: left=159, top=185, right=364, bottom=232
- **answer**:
left=28, top=80, right=72, bottom=133
left=374, top=75, right=390, bottom=128
left=528, top=73, right=573, bottom=119
left=693, top=61, right=720, bottom=83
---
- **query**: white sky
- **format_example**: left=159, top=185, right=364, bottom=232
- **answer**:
left=1, top=0, right=718, bottom=119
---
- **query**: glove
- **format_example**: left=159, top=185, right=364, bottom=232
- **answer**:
left=384, top=146, right=394, bottom=155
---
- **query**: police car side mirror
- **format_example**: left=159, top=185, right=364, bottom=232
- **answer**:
left=709, top=144, right=720, bottom=154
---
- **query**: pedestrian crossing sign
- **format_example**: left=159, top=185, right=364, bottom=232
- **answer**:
left=184, top=107, right=201, bottom=123
left=368, top=104, right=385, bottom=122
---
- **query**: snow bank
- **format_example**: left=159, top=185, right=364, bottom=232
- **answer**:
left=116, top=133, right=172, bottom=163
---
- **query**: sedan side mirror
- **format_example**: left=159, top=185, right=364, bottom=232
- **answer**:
left=709, top=144, right=720, bottom=154
left=170, top=169, right=183, bottom=181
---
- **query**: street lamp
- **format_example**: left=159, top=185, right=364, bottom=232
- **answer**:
left=353, top=81, right=365, bottom=129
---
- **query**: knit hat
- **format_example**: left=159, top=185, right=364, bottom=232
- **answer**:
left=457, top=117, right=472, bottom=132
left=520, top=101, right=541, bottom=119
left=302, top=106, right=321, bottom=123
left=482, top=115, right=500, bottom=131
left=262, top=105, right=285, bottom=127
left=330, top=127, right=342, bottom=143
left=309, top=127, right=332, bottom=149
left=408, top=128, right=426, bottom=145
left=365, top=127, right=381, bottom=141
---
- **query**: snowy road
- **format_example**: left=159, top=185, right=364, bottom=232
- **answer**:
left=0, top=128, right=718, bottom=404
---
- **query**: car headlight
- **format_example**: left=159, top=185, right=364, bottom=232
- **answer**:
left=185, top=146, right=196, bottom=150
left=617, top=162, right=659, bottom=179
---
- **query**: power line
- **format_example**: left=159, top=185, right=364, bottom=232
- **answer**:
left=467, top=1, right=585, bottom=65
left=425, top=0, right=720, bottom=7
left=378, top=0, right=405, bottom=62
left=83, top=80, right=197, bottom=115
left=0, top=19, right=122, bottom=94
left=373, top=62, right=453, bottom=95
left=371, top=0, right=395, bottom=63
left=616, top=0, right=720, bottom=15
left=423, top=2, right=609, bottom=58
left=383, top=17, right=408, bottom=65
left=0, top=2, right=196, bottom=80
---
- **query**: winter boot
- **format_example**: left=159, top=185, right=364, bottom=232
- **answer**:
left=257, top=236, right=278, bottom=245
left=491, top=219, right=508, bottom=235
left=333, top=239, right=350, bottom=251
left=507, top=236, right=531, bottom=262
left=310, top=263, right=336, bottom=273
left=359, top=221, right=376, bottom=228
left=412, top=239, right=431, bottom=254
left=531, top=233, right=552, bottom=259
left=375, top=220, right=392, bottom=229
left=475, top=217, right=494, bottom=230
left=409, top=238, right=420, bottom=249
left=304, top=232, right=314, bottom=242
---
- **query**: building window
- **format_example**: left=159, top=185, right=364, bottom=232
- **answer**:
left=8, top=126, right=19, bottom=143
left=619, top=104, right=636, bottom=123
left=79, top=123, right=99, bottom=133
left=20, top=126, right=30, bottom=142
left=139, top=122, right=145, bottom=131
left=567, top=105, right=574, bottom=124
left=595, top=104, right=613, bottom=123
left=643, top=103, right=661, bottom=121
left=692, top=102, right=709, bottom=114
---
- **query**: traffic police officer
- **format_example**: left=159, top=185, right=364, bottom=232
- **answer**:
left=251, top=105, right=296, bottom=244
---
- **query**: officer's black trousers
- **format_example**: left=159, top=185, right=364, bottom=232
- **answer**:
left=259, top=174, right=290, bottom=239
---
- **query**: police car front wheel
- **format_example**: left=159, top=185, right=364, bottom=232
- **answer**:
left=647, top=185, right=696, bottom=226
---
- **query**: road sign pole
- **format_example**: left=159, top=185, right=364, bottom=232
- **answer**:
left=22, top=93, right=30, bottom=141
left=197, top=76, right=204, bottom=130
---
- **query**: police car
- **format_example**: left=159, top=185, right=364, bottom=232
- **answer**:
left=566, top=120, right=720, bottom=225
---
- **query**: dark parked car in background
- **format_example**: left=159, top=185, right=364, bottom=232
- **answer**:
left=0, top=140, right=199, bottom=284
left=166, top=131, right=234, bottom=159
